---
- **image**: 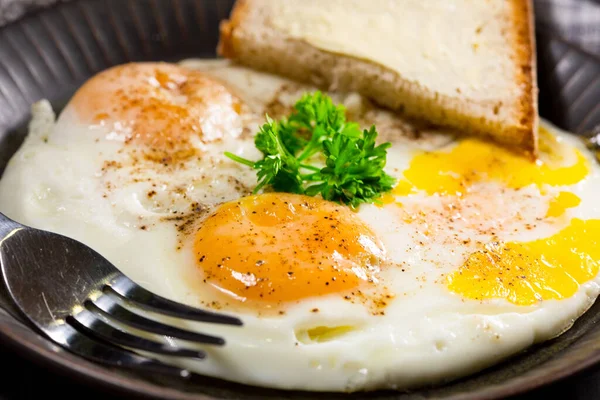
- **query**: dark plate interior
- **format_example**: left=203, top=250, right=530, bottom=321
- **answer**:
left=1, top=1, right=600, bottom=399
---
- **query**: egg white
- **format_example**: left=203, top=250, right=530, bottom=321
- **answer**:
left=0, top=60, right=599, bottom=392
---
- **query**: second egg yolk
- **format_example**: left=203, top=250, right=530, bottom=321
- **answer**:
left=448, top=219, right=600, bottom=306
left=546, top=191, right=581, bottom=218
left=193, top=193, right=386, bottom=304
left=392, top=127, right=590, bottom=197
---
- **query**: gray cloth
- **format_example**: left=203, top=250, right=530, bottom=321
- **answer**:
left=0, top=0, right=69, bottom=25
left=535, top=0, right=600, bottom=56
left=0, top=0, right=600, bottom=56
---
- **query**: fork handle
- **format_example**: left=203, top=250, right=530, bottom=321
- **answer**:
left=0, top=212, right=23, bottom=240
left=0, top=214, right=27, bottom=318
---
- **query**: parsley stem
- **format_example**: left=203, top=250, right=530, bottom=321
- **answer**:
left=224, top=152, right=255, bottom=168
left=297, top=149, right=312, bottom=162
left=297, top=145, right=320, bottom=162
left=300, top=172, right=321, bottom=181
left=299, top=164, right=320, bottom=172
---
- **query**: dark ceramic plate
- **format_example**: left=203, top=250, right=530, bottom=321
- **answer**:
left=1, top=1, right=600, bottom=399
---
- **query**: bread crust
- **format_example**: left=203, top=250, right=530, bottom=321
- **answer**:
left=218, top=0, right=539, bottom=157
left=217, top=0, right=249, bottom=59
left=507, top=0, right=539, bottom=156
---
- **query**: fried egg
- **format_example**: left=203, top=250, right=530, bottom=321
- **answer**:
left=0, top=60, right=599, bottom=392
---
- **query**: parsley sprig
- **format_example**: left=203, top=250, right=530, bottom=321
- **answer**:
left=225, top=92, right=395, bottom=207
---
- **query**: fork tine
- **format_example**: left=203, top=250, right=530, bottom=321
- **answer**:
left=107, top=275, right=243, bottom=326
left=70, top=309, right=206, bottom=359
left=88, top=296, right=225, bottom=345
left=51, top=323, right=191, bottom=377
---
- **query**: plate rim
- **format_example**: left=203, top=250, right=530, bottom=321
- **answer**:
left=3, top=315, right=600, bottom=400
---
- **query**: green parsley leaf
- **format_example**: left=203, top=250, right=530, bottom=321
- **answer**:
left=313, top=126, right=395, bottom=207
left=224, top=91, right=395, bottom=207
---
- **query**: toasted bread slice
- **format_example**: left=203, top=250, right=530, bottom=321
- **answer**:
left=219, top=0, right=538, bottom=155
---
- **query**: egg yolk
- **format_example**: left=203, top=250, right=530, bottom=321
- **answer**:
left=447, top=219, right=600, bottom=306
left=546, top=191, right=581, bottom=218
left=193, top=193, right=386, bottom=303
left=70, top=62, right=243, bottom=161
left=392, top=127, right=589, bottom=197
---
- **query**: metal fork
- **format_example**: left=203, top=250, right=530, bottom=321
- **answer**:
left=0, top=212, right=242, bottom=377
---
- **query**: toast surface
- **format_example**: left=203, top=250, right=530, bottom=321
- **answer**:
left=219, top=0, right=538, bottom=155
